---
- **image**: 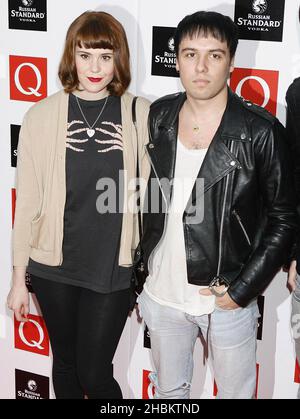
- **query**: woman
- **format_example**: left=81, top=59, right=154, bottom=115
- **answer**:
left=7, top=11, right=150, bottom=399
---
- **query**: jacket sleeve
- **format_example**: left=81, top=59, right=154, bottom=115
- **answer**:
left=13, top=112, right=40, bottom=267
left=228, top=120, right=297, bottom=307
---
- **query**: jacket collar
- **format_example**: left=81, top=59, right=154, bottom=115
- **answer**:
left=158, top=92, right=187, bottom=128
left=221, top=89, right=251, bottom=142
left=156, top=88, right=250, bottom=142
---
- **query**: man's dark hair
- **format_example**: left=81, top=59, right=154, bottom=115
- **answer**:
left=174, top=11, right=239, bottom=59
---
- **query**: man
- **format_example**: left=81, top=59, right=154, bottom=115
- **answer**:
left=138, top=11, right=297, bottom=399
left=286, top=74, right=300, bottom=399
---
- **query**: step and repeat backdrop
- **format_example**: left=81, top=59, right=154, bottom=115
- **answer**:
left=1, top=0, right=300, bottom=399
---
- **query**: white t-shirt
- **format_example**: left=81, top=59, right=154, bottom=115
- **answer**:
left=144, top=138, right=215, bottom=316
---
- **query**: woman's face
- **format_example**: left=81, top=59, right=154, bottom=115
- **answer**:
left=75, top=46, right=115, bottom=99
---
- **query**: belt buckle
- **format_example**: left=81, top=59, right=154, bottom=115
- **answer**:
left=209, top=276, right=229, bottom=297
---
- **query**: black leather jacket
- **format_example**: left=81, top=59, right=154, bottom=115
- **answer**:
left=141, top=88, right=297, bottom=307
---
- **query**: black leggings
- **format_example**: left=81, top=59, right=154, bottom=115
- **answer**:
left=30, top=275, right=131, bottom=399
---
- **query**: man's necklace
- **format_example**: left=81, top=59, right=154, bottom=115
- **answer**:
left=75, top=95, right=108, bottom=138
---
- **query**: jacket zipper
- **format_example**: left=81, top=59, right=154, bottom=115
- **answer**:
left=232, top=209, right=251, bottom=246
left=145, top=128, right=169, bottom=275
left=216, top=141, right=234, bottom=277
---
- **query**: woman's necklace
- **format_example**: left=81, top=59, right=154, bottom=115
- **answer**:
left=75, top=95, right=108, bottom=137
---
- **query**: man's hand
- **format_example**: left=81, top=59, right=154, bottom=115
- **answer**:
left=200, top=286, right=240, bottom=310
left=287, top=260, right=297, bottom=292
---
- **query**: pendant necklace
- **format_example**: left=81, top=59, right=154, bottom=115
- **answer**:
left=75, top=95, right=108, bottom=138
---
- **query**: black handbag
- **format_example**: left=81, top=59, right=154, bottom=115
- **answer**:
left=129, top=96, right=147, bottom=309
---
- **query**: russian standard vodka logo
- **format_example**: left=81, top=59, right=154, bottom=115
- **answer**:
left=15, top=370, right=49, bottom=399
left=151, top=27, right=178, bottom=77
left=234, top=0, right=285, bottom=42
left=252, top=0, right=268, bottom=14
left=27, top=380, right=37, bottom=392
left=22, top=0, right=34, bottom=5
left=9, top=0, right=47, bottom=32
left=168, top=37, right=175, bottom=52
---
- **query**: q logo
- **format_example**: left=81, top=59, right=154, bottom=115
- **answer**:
left=230, top=68, right=279, bottom=116
left=295, top=359, right=300, bottom=384
left=14, top=313, right=49, bottom=356
left=142, top=370, right=156, bottom=399
left=10, top=56, right=47, bottom=102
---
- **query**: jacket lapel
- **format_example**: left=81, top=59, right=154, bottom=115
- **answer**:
left=197, top=133, right=241, bottom=194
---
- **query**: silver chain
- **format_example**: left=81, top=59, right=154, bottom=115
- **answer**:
left=75, top=95, right=108, bottom=129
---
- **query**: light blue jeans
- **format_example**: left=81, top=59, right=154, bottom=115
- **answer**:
left=138, top=290, right=260, bottom=399
left=292, top=275, right=300, bottom=399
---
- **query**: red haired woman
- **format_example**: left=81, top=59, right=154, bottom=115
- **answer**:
left=7, top=11, right=150, bottom=399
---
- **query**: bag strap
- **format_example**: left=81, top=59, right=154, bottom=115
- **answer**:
left=132, top=96, right=143, bottom=241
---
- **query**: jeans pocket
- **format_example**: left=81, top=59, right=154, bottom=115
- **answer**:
left=249, top=300, right=260, bottom=319
left=214, top=304, right=242, bottom=313
left=137, top=290, right=151, bottom=322
left=136, top=293, right=144, bottom=319
left=295, top=293, right=300, bottom=303
left=294, top=275, right=300, bottom=302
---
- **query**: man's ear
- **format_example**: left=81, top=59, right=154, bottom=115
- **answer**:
left=176, top=58, right=179, bottom=72
left=229, top=56, right=235, bottom=74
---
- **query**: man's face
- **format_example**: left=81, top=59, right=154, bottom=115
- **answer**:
left=176, top=34, right=234, bottom=101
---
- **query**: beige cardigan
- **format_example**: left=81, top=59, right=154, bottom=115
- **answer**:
left=13, top=90, right=150, bottom=267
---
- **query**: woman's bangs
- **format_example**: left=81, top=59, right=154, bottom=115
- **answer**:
left=76, top=24, right=115, bottom=50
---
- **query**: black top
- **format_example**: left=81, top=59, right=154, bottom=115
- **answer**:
left=286, top=77, right=300, bottom=273
left=28, top=94, right=132, bottom=293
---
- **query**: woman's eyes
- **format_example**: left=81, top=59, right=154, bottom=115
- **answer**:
left=79, top=54, right=112, bottom=61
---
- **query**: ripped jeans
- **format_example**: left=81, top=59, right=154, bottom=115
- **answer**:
left=138, top=290, right=260, bottom=399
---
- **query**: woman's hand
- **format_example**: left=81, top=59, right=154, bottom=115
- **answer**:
left=7, top=267, right=29, bottom=322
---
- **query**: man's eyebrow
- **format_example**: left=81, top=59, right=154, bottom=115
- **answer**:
left=209, top=48, right=226, bottom=54
left=180, top=47, right=226, bottom=54
left=180, top=47, right=197, bottom=53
